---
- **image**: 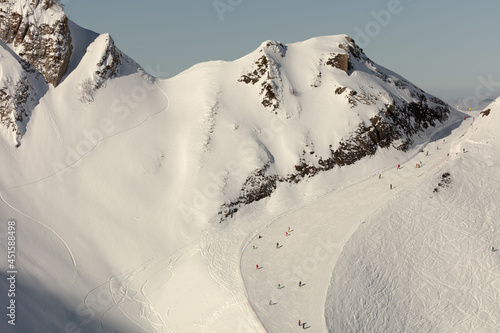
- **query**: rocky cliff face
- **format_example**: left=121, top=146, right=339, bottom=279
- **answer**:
left=0, top=73, right=35, bottom=144
left=0, top=40, right=45, bottom=145
left=0, top=0, right=72, bottom=86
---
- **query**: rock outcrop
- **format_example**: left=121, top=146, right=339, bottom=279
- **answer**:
left=0, top=0, right=72, bottom=86
left=0, top=40, right=45, bottom=145
left=238, top=41, right=287, bottom=112
left=76, top=34, right=126, bottom=103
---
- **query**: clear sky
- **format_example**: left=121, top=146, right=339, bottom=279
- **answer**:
left=63, top=0, right=500, bottom=105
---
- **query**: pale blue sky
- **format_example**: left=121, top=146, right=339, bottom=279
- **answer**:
left=64, top=0, right=500, bottom=104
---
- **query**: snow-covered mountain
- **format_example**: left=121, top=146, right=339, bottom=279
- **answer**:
left=3, top=1, right=498, bottom=332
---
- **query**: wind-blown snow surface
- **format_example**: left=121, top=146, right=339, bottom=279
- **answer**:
left=1, top=24, right=497, bottom=333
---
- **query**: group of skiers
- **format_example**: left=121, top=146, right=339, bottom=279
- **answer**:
left=384, top=139, right=465, bottom=190
left=254, top=227, right=309, bottom=328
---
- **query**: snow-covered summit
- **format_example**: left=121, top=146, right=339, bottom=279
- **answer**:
left=71, top=33, right=141, bottom=103
left=208, top=34, right=451, bottom=218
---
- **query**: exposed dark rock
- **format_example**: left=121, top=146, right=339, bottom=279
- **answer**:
left=218, top=93, right=449, bottom=220
left=238, top=43, right=282, bottom=111
left=0, top=73, right=38, bottom=143
left=480, top=109, right=491, bottom=117
left=239, top=55, right=268, bottom=85
left=219, top=165, right=277, bottom=219
left=77, top=34, right=124, bottom=103
left=434, top=172, right=451, bottom=192
left=335, top=87, right=347, bottom=95
left=0, top=0, right=72, bottom=86
left=325, top=53, right=351, bottom=74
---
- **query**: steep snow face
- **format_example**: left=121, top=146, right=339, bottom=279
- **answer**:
left=0, top=0, right=72, bottom=86
left=0, top=40, right=47, bottom=145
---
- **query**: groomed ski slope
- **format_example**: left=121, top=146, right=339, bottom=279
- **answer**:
left=237, top=106, right=500, bottom=332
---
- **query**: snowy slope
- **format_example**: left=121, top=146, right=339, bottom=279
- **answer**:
left=324, top=105, right=500, bottom=332
left=326, top=102, right=500, bottom=332
left=238, top=105, right=500, bottom=332
left=2, top=3, right=491, bottom=332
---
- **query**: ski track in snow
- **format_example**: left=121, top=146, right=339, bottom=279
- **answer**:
left=0, top=189, right=77, bottom=267
left=83, top=241, right=198, bottom=333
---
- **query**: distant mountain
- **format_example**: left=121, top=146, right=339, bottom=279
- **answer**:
left=450, top=96, right=498, bottom=111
